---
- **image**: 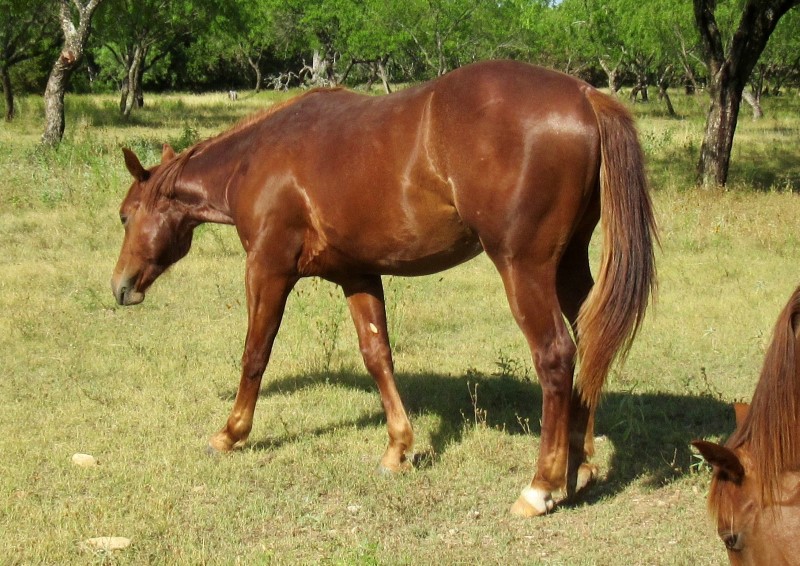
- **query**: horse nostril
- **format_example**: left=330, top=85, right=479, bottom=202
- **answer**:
left=111, top=277, right=128, bottom=305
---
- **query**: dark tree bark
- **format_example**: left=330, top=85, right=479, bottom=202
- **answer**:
left=1, top=66, right=13, bottom=121
left=41, top=0, right=104, bottom=146
left=693, top=0, right=799, bottom=187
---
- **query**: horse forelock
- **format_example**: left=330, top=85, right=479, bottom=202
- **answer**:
left=141, top=148, right=195, bottom=211
left=724, top=285, right=800, bottom=507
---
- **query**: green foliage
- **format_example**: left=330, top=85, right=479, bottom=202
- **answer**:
left=2, top=0, right=799, bottom=97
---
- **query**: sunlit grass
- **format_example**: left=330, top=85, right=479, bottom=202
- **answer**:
left=0, top=87, right=798, bottom=564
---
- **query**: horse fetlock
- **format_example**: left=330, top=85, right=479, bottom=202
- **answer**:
left=377, top=444, right=412, bottom=474
left=208, top=426, right=249, bottom=453
left=511, top=486, right=555, bottom=517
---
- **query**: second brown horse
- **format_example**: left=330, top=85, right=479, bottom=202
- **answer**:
left=111, top=60, right=657, bottom=516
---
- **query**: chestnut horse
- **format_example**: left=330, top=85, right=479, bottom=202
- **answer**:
left=111, top=60, right=657, bottom=516
left=694, top=285, right=800, bottom=563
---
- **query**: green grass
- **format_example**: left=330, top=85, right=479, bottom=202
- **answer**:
left=1, top=87, right=799, bottom=564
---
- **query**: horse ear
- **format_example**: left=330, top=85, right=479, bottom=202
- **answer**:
left=692, top=440, right=745, bottom=483
left=161, top=143, right=176, bottom=162
left=122, top=148, right=150, bottom=182
left=733, top=403, right=750, bottom=428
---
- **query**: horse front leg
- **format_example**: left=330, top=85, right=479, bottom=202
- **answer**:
left=208, top=267, right=297, bottom=452
left=341, top=275, right=413, bottom=472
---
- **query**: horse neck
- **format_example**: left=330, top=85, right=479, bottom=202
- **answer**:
left=173, top=143, right=239, bottom=226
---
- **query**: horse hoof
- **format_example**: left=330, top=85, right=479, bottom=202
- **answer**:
left=376, top=456, right=412, bottom=475
left=510, top=486, right=554, bottom=517
left=576, top=463, right=598, bottom=492
left=376, top=463, right=396, bottom=476
left=207, top=433, right=236, bottom=454
left=206, top=443, right=222, bottom=456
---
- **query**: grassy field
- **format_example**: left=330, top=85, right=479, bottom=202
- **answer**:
left=1, top=85, right=799, bottom=565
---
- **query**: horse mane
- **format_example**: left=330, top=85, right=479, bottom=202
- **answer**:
left=141, top=87, right=342, bottom=210
left=723, top=284, right=800, bottom=506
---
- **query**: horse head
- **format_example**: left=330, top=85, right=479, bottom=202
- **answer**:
left=693, top=405, right=800, bottom=565
left=111, top=144, right=196, bottom=306
left=693, top=286, right=800, bottom=564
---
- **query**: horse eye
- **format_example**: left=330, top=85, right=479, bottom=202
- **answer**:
left=722, top=532, right=742, bottom=551
left=120, top=214, right=128, bottom=226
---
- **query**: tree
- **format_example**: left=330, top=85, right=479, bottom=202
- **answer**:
left=747, top=7, right=800, bottom=112
left=518, top=1, right=593, bottom=76
left=41, top=0, right=104, bottom=146
left=565, top=0, right=629, bottom=93
left=227, top=1, right=277, bottom=93
left=694, top=0, right=800, bottom=187
left=95, top=0, right=220, bottom=116
left=399, top=0, right=502, bottom=78
left=0, top=0, right=58, bottom=121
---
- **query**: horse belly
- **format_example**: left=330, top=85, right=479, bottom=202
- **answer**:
left=374, top=221, right=484, bottom=276
left=300, top=203, right=483, bottom=278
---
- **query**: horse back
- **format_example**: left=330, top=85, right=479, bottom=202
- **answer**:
left=232, top=61, right=602, bottom=277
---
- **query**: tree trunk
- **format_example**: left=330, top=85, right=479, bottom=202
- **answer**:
left=302, top=50, right=330, bottom=88
left=1, top=66, right=14, bottom=122
left=42, top=0, right=104, bottom=146
left=119, top=76, right=128, bottom=113
left=122, top=45, right=144, bottom=117
left=377, top=57, right=392, bottom=94
left=598, top=57, right=625, bottom=95
left=42, top=50, right=75, bottom=146
left=247, top=55, right=262, bottom=93
left=698, top=83, right=740, bottom=187
left=658, top=84, right=676, bottom=116
left=742, top=89, right=763, bottom=119
left=658, top=65, right=676, bottom=117
left=693, top=0, right=799, bottom=187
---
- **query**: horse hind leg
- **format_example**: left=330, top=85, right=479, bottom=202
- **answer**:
left=341, top=275, right=414, bottom=473
left=558, top=241, right=599, bottom=496
left=491, top=257, right=575, bottom=516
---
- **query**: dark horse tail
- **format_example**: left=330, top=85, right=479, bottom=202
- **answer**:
left=576, top=89, right=658, bottom=410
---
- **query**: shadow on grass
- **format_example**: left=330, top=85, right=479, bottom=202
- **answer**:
left=227, top=368, right=733, bottom=502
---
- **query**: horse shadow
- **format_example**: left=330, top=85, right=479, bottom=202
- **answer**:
left=230, top=369, right=734, bottom=502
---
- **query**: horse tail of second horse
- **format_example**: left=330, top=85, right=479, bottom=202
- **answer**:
left=576, top=88, right=658, bottom=410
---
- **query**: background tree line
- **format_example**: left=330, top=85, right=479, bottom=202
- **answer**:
left=1, top=0, right=798, bottom=186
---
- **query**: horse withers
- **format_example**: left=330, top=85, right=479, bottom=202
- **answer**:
left=111, top=60, right=657, bottom=516
left=694, top=285, right=800, bottom=564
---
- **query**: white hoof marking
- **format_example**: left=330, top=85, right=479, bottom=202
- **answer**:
left=520, top=486, right=554, bottom=515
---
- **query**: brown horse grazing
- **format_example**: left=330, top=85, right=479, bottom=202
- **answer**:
left=111, top=60, right=657, bottom=516
left=693, top=285, right=800, bottom=564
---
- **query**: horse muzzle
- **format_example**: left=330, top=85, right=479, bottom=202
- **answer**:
left=111, top=274, right=145, bottom=306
